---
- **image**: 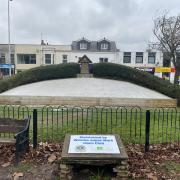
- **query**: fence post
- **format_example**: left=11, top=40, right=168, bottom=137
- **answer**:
left=33, top=109, right=37, bottom=148
left=145, top=110, right=150, bottom=152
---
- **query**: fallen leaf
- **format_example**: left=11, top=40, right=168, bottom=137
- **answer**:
left=1, top=162, right=11, bottom=167
left=13, top=172, right=23, bottom=180
left=48, top=154, right=56, bottom=163
left=147, top=173, right=158, bottom=180
left=154, top=162, right=160, bottom=165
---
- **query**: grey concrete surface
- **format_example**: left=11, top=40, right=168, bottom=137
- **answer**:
left=0, top=78, right=171, bottom=99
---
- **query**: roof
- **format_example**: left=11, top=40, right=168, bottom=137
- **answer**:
left=72, top=38, right=119, bottom=52
left=78, top=55, right=92, bottom=63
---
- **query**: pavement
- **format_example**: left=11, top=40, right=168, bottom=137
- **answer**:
left=0, top=78, right=171, bottom=99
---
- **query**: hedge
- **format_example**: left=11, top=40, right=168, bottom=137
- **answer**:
left=93, top=63, right=180, bottom=105
left=0, top=62, right=179, bottom=106
left=0, top=63, right=80, bottom=93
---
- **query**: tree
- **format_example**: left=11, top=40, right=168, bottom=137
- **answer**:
left=152, top=13, right=180, bottom=84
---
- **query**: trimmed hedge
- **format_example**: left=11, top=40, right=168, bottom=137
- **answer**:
left=0, top=63, right=80, bottom=93
left=93, top=63, right=180, bottom=105
left=0, top=62, right=179, bottom=105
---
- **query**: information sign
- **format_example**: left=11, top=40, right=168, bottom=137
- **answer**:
left=68, top=135, right=120, bottom=154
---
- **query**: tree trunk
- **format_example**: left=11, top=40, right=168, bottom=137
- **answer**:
left=174, top=68, right=180, bottom=84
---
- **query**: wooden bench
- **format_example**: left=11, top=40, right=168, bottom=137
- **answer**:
left=0, top=117, right=30, bottom=164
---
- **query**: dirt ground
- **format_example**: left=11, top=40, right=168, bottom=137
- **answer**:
left=0, top=142, right=179, bottom=180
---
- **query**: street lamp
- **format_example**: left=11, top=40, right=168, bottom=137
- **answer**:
left=8, top=0, right=13, bottom=76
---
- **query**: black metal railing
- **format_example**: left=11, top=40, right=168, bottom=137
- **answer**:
left=0, top=105, right=179, bottom=149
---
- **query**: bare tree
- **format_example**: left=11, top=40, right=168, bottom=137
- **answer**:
left=152, top=13, right=180, bottom=84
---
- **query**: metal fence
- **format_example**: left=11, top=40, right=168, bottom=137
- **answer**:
left=0, top=105, right=179, bottom=148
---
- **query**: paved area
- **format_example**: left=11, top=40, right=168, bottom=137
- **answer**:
left=0, top=78, right=171, bottom=99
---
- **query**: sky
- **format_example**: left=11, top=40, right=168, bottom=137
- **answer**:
left=0, top=0, right=180, bottom=51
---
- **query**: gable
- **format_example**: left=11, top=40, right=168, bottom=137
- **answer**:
left=78, top=55, right=92, bottom=63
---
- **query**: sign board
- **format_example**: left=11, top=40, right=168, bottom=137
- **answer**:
left=144, top=68, right=154, bottom=72
left=136, top=67, right=154, bottom=72
left=155, top=67, right=172, bottom=73
left=68, top=135, right=120, bottom=154
left=0, top=64, right=14, bottom=69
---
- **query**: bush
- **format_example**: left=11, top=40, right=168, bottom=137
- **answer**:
left=93, top=63, right=180, bottom=105
left=0, top=63, right=80, bottom=93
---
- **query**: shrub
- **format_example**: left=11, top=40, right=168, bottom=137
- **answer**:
left=93, top=63, right=180, bottom=105
left=0, top=63, right=80, bottom=93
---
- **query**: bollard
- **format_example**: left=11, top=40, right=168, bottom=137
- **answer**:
left=33, top=109, right=37, bottom=148
left=145, top=110, right=150, bottom=152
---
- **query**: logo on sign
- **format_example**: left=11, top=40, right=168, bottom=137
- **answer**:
left=75, top=145, right=86, bottom=152
left=97, top=146, right=103, bottom=150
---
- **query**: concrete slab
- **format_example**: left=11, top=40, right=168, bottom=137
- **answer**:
left=0, top=78, right=176, bottom=107
left=0, top=78, right=172, bottom=99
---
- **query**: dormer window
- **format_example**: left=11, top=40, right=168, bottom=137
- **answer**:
left=101, top=43, right=108, bottom=50
left=80, top=42, right=88, bottom=50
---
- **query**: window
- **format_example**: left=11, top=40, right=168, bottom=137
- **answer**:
left=99, top=58, right=108, bottom=62
left=80, top=43, right=87, bottom=50
left=11, top=54, right=14, bottom=64
left=99, top=58, right=103, bottom=62
left=17, top=54, right=36, bottom=64
left=148, top=52, right=156, bottom=64
left=100, top=43, right=108, bottom=50
left=136, top=52, right=143, bottom=63
left=104, top=58, right=108, bottom=62
left=0, top=53, right=5, bottom=64
left=123, top=52, right=131, bottom=63
left=62, top=55, right=68, bottom=63
left=45, top=54, right=51, bottom=64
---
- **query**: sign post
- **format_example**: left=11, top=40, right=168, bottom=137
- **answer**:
left=60, top=134, right=128, bottom=180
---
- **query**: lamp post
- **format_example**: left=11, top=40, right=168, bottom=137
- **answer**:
left=8, top=0, right=12, bottom=76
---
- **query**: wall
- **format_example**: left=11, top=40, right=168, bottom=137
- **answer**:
left=15, top=44, right=41, bottom=72
left=118, top=51, right=163, bottom=68
left=15, top=44, right=71, bottom=72
left=70, top=50, right=163, bottom=67
left=0, top=44, right=15, bottom=63
left=70, top=51, right=118, bottom=63
left=1, top=43, right=164, bottom=73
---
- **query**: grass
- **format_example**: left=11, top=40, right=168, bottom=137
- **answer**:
left=36, top=107, right=180, bottom=144
left=0, top=105, right=179, bottom=145
left=89, top=169, right=111, bottom=180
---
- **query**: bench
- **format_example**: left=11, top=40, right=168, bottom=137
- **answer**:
left=0, top=117, right=30, bottom=164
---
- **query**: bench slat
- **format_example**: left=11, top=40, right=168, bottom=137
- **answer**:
left=0, top=118, right=27, bottom=126
left=0, top=125, right=24, bottom=133
left=0, top=118, right=27, bottom=133
left=0, top=138, right=16, bottom=144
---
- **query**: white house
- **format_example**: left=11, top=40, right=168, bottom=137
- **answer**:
left=70, top=38, right=163, bottom=75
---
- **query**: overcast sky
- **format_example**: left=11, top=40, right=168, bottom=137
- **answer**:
left=0, top=0, right=180, bottom=51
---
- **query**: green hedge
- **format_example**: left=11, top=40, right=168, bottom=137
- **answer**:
left=1, top=62, right=180, bottom=106
left=0, top=63, right=80, bottom=93
left=93, top=63, right=180, bottom=105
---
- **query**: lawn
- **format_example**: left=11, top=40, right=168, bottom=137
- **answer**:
left=0, top=105, right=179, bottom=145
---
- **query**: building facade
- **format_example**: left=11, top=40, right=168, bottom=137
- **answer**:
left=0, top=38, right=164, bottom=76
left=0, top=44, right=15, bottom=76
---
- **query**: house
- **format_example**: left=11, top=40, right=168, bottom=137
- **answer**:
left=71, top=37, right=119, bottom=64
left=0, top=38, right=165, bottom=76
left=14, top=43, right=71, bottom=73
